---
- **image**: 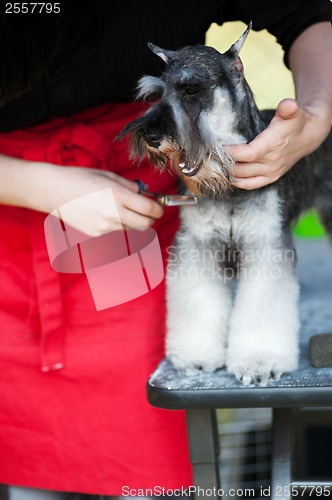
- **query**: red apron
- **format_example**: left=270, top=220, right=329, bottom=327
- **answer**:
left=0, top=102, right=192, bottom=494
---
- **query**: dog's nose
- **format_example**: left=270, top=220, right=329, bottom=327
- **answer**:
left=144, top=130, right=161, bottom=148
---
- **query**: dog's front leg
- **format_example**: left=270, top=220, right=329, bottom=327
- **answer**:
left=226, top=244, right=300, bottom=386
left=166, top=232, right=232, bottom=373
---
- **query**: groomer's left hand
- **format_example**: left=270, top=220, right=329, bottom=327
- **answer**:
left=226, top=98, right=331, bottom=190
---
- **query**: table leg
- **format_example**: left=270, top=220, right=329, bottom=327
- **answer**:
left=186, top=409, right=221, bottom=500
left=271, top=407, right=294, bottom=499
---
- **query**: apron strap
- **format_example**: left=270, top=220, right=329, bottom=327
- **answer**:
left=28, top=212, right=66, bottom=372
left=23, top=122, right=115, bottom=371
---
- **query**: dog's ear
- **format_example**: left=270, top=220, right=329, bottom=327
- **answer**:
left=148, top=42, right=176, bottom=64
left=229, top=22, right=252, bottom=55
left=223, top=22, right=252, bottom=72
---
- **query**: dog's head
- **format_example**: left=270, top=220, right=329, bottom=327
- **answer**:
left=119, top=23, right=261, bottom=197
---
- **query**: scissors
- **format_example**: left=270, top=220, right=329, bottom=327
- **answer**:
left=134, top=180, right=198, bottom=206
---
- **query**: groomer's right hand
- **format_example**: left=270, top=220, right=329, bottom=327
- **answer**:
left=33, top=164, right=164, bottom=236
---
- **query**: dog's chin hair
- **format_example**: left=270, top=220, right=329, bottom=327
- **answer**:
left=182, top=174, right=231, bottom=198
left=178, top=147, right=235, bottom=197
left=178, top=159, right=233, bottom=197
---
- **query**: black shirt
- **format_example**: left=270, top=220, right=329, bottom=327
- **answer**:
left=0, top=0, right=329, bottom=131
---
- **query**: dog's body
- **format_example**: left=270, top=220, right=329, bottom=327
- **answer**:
left=120, top=26, right=332, bottom=385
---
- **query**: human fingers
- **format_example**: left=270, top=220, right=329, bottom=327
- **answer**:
left=88, top=182, right=164, bottom=229
left=273, top=98, right=299, bottom=122
left=63, top=167, right=163, bottom=220
left=231, top=159, right=287, bottom=181
left=117, top=205, right=159, bottom=230
left=58, top=187, right=162, bottom=237
left=225, top=133, right=273, bottom=164
left=121, top=188, right=164, bottom=220
left=231, top=175, right=273, bottom=191
left=231, top=162, right=265, bottom=179
left=226, top=99, right=301, bottom=164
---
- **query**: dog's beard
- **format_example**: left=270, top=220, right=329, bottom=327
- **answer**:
left=128, top=132, right=234, bottom=197
left=157, top=129, right=235, bottom=197
left=120, top=118, right=235, bottom=197
left=157, top=127, right=235, bottom=197
left=170, top=149, right=234, bottom=197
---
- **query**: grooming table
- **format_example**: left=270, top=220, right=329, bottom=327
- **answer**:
left=147, top=239, right=332, bottom=499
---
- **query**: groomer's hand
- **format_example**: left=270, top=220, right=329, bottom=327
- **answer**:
left=32, top=164, right=164, bottom=236
left=226, top=98, right=331, bottom=190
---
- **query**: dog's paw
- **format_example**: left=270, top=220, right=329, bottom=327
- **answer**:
left=226, top=351, right=298, bottom=387
left=167, top=350, right=225, bottom=374
left=166, top=325, right=227, bottom=374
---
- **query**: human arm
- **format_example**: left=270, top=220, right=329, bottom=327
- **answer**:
left=227, top=21, right=332, bottom=190
left=0, top=155, right=163, bottom=235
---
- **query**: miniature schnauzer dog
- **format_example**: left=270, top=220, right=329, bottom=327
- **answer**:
left=120, top=25, right=332, bottom=385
